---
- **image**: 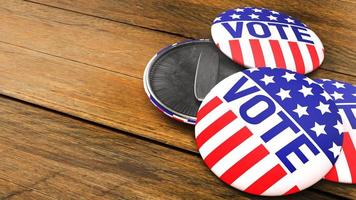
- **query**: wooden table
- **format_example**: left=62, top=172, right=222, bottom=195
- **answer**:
left=0, top=0, right=355, bottom=199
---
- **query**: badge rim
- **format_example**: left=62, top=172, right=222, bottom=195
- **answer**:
left=315, top=78, right=356, bottom=184
left=143, top=39, right=213, bottom=125
left=195, top=68, right=343, bottom=195
left=210, top=7, right=325, bottom=74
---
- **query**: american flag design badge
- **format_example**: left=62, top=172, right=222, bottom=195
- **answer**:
left=211, top=7, right=324, bottom=74
left=316, top=79, right=356, bottom=184
left=195, top=68, right=343, bottom=196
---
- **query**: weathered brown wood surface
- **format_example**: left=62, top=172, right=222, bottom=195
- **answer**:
left=0, top=0, right=354, bottom=199
left=28, top=0, right=356, bottom=76
left=1, top=96, right=346, bottom=200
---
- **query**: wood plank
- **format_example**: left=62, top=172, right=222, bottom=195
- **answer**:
left=0, top=0, right=355, bottom=163
left=0, top=42, right=195, bottom=152
left=0, top=178, right=52, bottom=199
left=0, top=146, right=54, bottom=200
left=0, top=1, right=353, bottom=197
left=0, top=96, right=340, bottom=199
left=0, top=0, right=184, bottom=79
left=0, top=96, right=237, bottom=199
left=0, top=1, right=354, bottom=153
left=28, top=0, right=356, bottom=76
left=1, top=41, right=355, bottom=154
left=0, top=39, right=355, bottom=199
left=314, top=181, right=356, bottom=199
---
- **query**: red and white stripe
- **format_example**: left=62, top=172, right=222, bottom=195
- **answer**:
left=217, top=39, right=323, bottom=74
left=195, top=73, right=334, bottom=195
left=196, top=96, right=301, bottom=195
left=325, top=109, right=356, bottom=183
left=212, top=21, right=324, bottom=74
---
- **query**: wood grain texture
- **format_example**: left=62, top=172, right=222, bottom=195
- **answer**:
left=0, top=96, right=340, bottom=200
left=314, top=181, right=356, bottom=200
left=0, top=1, right=354, bottom=198
left=0, top=0, right=184, bottom=79
left=0, top=21, right=354, bottom=200
left=1, top=39, right=355, bottom=154
left=29, top=0, right=356, bottom=76
left=0, top=1, right=356, bottom=159
left=0, top=0, right=354, bottom=154
left=0, top=42, right=195, bottom=152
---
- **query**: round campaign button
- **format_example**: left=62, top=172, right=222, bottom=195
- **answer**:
left=211, top=7, right=324, bottom=74
left=195, top=68, right=343, bottom=196
left=143, top=39, right=244, bottom=125
left=315, top=79, right=356, bottom=184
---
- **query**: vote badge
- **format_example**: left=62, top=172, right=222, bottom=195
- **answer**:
left=315, top=79, right=356, bottom=184
left=211, top=7, right=324, bottom=74
left=143, top=39, right=243, bottom=125
left=195, top=68, right=343, bottom=196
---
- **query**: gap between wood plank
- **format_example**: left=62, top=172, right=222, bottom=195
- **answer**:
left=0, top=43, right=353, bottom=198
left=0, top=1, right=353, bottom=198
left=0, top=37, right=354, bottom=84
left=21, top=0, right=356, bottom=79
left=0, top=0, right=354, bottom=162
left=0, top=94, right=348, bottom=200
left=24, top=0, right=193, bottom=40
left=0, top=93, right=197, bottom=156
left=23, top=0, right=356, bottom=76
left=0, top=37, right=354, bottom=155
left=0, top=39, right=356, bottom=83
left=0, top=40, right=141, bottom=81
left=0, top=84, right=352, bottom=200
left=0, top=95, right=247, bottom=199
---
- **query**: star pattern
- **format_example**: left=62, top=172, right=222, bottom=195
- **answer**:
left=313, top=78, right=356, bottom=166
left=260, top=75, right=275, bottom=85
left=214, top=17, right=221, bottom=22
left=299, top=86, right=313, bottom=97
left=282, top=72, right=296, bottom=82
left=276, top=88, right=291, bottom=100
left=248, top=68, right=259, bottom=72
left=320, top=91, right=332, bottom=101
left=330, top=91, right=344, bottom=100
left=332, top=82, right=345, bottom=89
left=333, top=121, right=344, bottom=135
left=252, top=8, right=262, bottom=13
left=316, top=82, right=324, bottom=87
left=285, top=18, right=295, bottom=23
left=249, top=14, right=259, bottom=19
left=304, top=77, right=315, bottom=86
left=329, top=143, right=341, bottom=158
left=293, top=104, right=308, bottom=118
left=230, top=14, right=240, bottom=19
left=267, top=15, right=277, bottom=21
left=314, top=78, right=356, bottom=164
left=244, top=69, right=343, bottom=165
left=316, top=102, right=331, bottom=115
left=316, top=79, right=355, bottom=104
left=311, top=122, right=326, bottom=137
left=213, top=7, right=306, bottom=27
